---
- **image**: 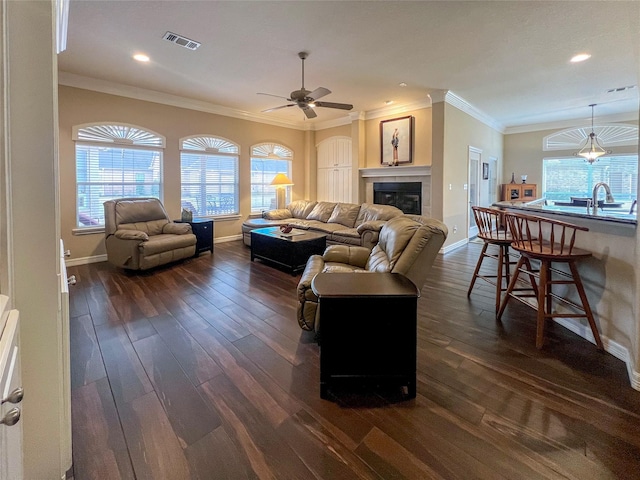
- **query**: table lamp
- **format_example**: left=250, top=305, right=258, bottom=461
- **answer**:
left=270, top=173, right=293, bottom=209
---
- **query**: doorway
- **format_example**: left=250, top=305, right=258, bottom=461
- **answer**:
left=468, top=146, right=482, bottom=238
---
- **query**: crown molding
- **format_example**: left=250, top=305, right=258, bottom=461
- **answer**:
left=442, top=91, right=505, bottom=133
left=364, top=98, right=432, bottom=121
left=58, top=72, right=313, bottom=131
left=505, top=112, right=640, bottom=135
left=312, top=116, right=353, bottom=130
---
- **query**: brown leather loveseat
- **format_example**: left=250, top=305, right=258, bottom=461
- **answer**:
left=296, top=215, right=448, bottom=333
left=104, top=197, right=197, bottom=270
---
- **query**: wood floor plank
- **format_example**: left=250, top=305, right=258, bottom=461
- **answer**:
left=133, top=334, right=222, bottom=447
left=94, top=323, right=153, bottom=405
left=147, top=312, right=223, bottom=386
left=71, top=378, right=135, bottom=480
left=118, top=391, right=192, bottom=479
left=70, top=313, right=106, bottom=389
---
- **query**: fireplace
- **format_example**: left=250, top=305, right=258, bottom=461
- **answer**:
left=373, top=182, right=422, bottom=215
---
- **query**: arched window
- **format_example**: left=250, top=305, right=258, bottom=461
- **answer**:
left=180, top=136, right=240, bottom=217
left=250, top=143, right=293, bottom=213
left=72, top=123, right=165, bottom=229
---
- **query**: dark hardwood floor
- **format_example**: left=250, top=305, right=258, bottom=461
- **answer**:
left=68, top=240, right=640, bottom=479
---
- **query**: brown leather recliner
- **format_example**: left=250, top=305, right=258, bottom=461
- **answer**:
left=104, top=197, right=197, bottom=270
left=296, top=215, right=448, bottom=333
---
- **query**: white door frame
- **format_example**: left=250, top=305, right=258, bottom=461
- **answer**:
left=468, top=146, right=483, bottom=238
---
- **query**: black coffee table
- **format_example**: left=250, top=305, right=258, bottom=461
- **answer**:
left=250, top=227, right=327, bottom=274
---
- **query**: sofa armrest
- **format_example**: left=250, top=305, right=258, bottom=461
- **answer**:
left=321, top=245, right=369, bottom=268
left=263, top=209, right=293, bottom=220
left=163, top=222, right=192, bottom=235
left=356, top=220, right=386, bottom=234
left=114, top=229, right=149, bottom=241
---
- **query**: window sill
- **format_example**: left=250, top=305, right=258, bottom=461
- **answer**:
left=203, top=214, right=242, bottom=222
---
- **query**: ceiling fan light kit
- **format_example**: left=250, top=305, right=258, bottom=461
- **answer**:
left=258, top=51, right=353, bottom=119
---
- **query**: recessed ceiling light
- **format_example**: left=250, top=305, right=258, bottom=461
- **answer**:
left=385, top=100, right=394, bottom=105
left=398, top=82, right=407, bottom=87
left=570, top=53, right=591, bottom=63
left=133, top=53, right=150, bottom=62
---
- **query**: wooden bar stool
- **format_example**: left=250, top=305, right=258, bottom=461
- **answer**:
left=497, top=211, right=604, bottom=350
left=467, top=206, right=517, bottom=313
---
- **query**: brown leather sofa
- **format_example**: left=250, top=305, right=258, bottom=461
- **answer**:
left=242, top=200, right=404, bottom=249
left=104, top=197, right=197, bottom=270
left=296, top=215, right=448, bottom=333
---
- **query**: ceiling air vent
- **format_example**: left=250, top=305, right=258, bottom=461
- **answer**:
left=163, top=31, right=201, bottom=51
left=606, top=85, right=636, bottom=93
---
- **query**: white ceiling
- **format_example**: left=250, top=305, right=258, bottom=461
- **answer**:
left=59, top=1, right=640, bottom=131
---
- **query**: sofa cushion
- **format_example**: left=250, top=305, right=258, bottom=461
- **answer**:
left=287, top=200, right=317, bottom=219
left=327, top=203, right=361, bottom=228
left=115, top=198, right=168, bottom=224
left=119, top=219, right=168, bottom=236
left=355, top=203, right=403, bottom=225
left=306, top=202, right=337, bottom=222
left=139, top=233, right=196, bottom=256
left=304, top=222, right=346, bottom=235
left=163, top=222, right=192, bottom=235
left=263, top=208, right=293, bottom=220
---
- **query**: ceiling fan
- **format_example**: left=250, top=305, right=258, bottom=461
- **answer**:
left=258, top=52, right=353, bottom=119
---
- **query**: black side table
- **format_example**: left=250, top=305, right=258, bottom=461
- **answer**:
left=176, top=218, right=214, bottom=256
left=311, top=272, right=419, bottom=399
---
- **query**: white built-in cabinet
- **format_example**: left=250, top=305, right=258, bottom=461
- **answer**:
left=317, top=137, right=353, bottom=203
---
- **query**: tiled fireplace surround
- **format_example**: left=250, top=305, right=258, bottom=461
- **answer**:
left=359, top=166, right=432, bottom=218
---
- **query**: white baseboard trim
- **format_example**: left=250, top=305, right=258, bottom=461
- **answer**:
left=65, top=235, right=244, bottom=266
left=214, top=234, right=243, bottom=243
left=442, top=238, right=469, bottom=254
left=553, top=317, right=639, bottom=391
left=65, top=254, right=107, bottom=267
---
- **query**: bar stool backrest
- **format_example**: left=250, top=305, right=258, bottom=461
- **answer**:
left=472, top=206, right=509, bottom=241
left=504, top=211, right=589, bottom=256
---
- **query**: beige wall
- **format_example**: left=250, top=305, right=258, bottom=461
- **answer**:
left=314, top=124, right=351, bottom=145
left=440, top=102, right=504, bottom=246
left=59, top=86, right=307, bottom=260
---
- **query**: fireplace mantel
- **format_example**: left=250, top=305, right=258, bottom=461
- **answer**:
left=359, top=166, right=431, bottom=178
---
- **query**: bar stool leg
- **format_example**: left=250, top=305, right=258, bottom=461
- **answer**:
left=569, top=261, right=605, bottom=350
left=497, top=256, right=525, bottom=320
left=467, top=242, right=489, bottom=297
left=495, top=245, right=504, bottom=313
left=536, top=260, right=550, bottom=349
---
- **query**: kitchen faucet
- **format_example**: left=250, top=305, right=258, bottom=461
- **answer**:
left=591, top=182, right=615, bottom=215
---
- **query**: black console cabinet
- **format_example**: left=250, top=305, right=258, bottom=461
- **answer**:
left=311, top=272, right=419, bottom=399
left=176, top=218, right=214, bottom=256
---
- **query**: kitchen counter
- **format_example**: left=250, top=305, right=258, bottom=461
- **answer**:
left=493, top=199, right=637, bottom=226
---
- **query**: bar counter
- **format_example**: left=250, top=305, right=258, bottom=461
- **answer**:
left=493, top=199, right=637, bottom=226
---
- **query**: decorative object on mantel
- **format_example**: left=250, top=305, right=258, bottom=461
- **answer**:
left=521, top=175, right=527, bottom=184
left=574, top=104, right=612, bottom=163
left=510, top=172, right=516, bottom=183
left=380, top=115, right=413, bottom=165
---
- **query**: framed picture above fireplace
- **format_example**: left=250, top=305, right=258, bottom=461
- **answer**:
left=380, top=116, right=413, bottom=165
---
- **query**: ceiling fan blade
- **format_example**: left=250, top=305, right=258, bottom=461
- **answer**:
left=257, top=92, right=290, bottom=100
left=302, top=106, right=317, bottom=119
left=307, top=87, right=331, bottom=101
left=262, top=104, right=295, bottom=113
left=314, top=101, right=353, bottom=111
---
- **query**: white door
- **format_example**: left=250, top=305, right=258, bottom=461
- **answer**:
left=488, top=156, right=498, bottom=205
left=468, top=147, right=482, bottom=238
left=0, top=303, right=23, bottom=480
left=317, top=136, right=352, bottom=202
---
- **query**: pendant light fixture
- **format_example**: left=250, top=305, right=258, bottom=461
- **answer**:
left=575, top=104, right=611, bottom=163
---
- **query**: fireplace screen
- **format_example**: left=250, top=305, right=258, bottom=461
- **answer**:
left=373, top=182, right=421, bottom=215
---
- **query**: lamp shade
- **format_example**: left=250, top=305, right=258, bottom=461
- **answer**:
left=270, top=173, right=294, bottom=187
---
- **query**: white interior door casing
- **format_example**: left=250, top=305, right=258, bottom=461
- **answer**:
left=468, top=146, right=482, bottom=238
